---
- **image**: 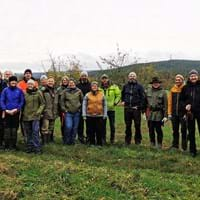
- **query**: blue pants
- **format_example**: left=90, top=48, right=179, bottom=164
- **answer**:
left=64, top=112, right=80, bottom=144
left=24, top=120, right=41, bottom=151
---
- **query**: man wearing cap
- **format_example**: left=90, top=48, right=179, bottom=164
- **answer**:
left=146, top=77, right=168, bottom=149
left=76, top=71, right=91, bottom=144
left=179, top=69, right=200, bottom=157
left=82, top=81, right=107, bottom=145
left=39, top=75, right=48, bottom=89
left=168, top=74, right=187, bottom=150
left=0, top=76, right=24, bottom=150
left=17, top=69, right=39, bottom=93
left=121, top=72, right=146, bottom=145
left=100, top=74, right=121, bottom=144
left=0, top=72, right=7, bottom=149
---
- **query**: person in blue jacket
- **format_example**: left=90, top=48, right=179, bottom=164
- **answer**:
left=1, top=76, right=24, bottom=150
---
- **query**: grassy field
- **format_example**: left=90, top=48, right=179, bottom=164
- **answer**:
left=1, top=106, right=200, bottom=200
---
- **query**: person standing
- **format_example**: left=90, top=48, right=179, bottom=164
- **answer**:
left=100, top=74, right=121, bottom=144
left=82, top=81, right=107, bottom=146
left=0, top=72, right=7, bottom=149
left=121, top=72, right=146, bottom=145
left=60, top=79, right=83, bottom=145
left=1, top=76, right=24, bottom=150
left=179, top=69, right=200, bottom=157
left=17, top=69, right=39, bottom=93
left=56, top=76, right=69, bottom=143
left=22, top=79, right=45, bottom=154
left=76, top=71, right=91, bottom=144
left=39, top=75, right=48, bottom=89
left=40, top=77, right=57, bottom=144
left=3, top=70, right=13, bottom=86
left=146, top=77, right=168, bottom=149
left=168, top=74, right=187, bottom=150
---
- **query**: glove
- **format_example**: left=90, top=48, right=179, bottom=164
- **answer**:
left=168, top=115, right=172, bottom=120
left=162, top=117, right=168, bottom=123
left=186, top=104, right=191, bottom=111
left=142, top=113, right=147, bottom=121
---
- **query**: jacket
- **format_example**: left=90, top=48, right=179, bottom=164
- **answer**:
left=1, top=86, right=24, bottom=111
left=82, top=90, right=107, bottom=118
left=100, top=83, right=121, bottom=111
left=22, top=88, right=45, bottom=121
left=60, top=87, right=83, bottom=113
left=56, top=85, right=68, bottom=114
left=76, top=80, right=91, bottom=96
left=168, top=84, right=184, bottom=116
left=121, top=81, right=145, bottom=111
left=146, top=86, right=168, bottom=121
left=41, top=86, right=57, bottom=119
left=0, top=80, right=7, bottom=110
left=179, top=80, right=200, bottom=115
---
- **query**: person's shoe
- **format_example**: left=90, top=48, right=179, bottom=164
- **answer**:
left=190, top=152, right=197, bottom=157
left=150, top=142, right=156, bottom=148
left=0, top=145, right=4, bottom=150
left=135, top=140, right=141, bottom=145
left=157, top=144, right=162, bottom=149
left=34, top=149, right=43, bottom=154
left=26, top=148, right=33, bottom=153
left=78, top=137, right=85, bottom=144
left=110, top=139, right=115, bottom=144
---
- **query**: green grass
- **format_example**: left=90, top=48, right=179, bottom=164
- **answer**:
left=1, top=107, right=200, bottom=199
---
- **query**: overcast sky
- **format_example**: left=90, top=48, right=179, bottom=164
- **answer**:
left=0, top=0, right=200, bottom=71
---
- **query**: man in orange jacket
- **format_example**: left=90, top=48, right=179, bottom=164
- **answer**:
left=17, top=69, right=38, bottom=93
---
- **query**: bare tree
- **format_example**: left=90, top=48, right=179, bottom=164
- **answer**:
left=99, top=43, right=129, bottom=69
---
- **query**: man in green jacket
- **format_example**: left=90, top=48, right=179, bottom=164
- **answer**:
left=100, top=74, right=121, bottom=144
left=22, top=79, right=45, bottom=153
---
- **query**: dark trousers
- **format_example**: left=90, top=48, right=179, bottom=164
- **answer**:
left=148, top=120, right=163, bottom=145
left=124, top=108, right=142, bottom=144
left=4, top=113, right=19, bottom=149
left=171, top=115, right=187, bottom=150
left=102, top=111, right=115, bottom=143
left=86, top=117, right=103, bottom=146
left=24, top=120, right=41, bottom=151
left=187, top=114, right=200, bottom=154
left=0, top=111, right=4, bottom=146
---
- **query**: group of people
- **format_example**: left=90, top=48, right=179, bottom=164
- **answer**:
left=0, top=68, right=199, bottom=157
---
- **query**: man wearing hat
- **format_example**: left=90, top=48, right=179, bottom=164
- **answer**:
left=145, top=77, right=168, bottom=149
left=76, top=71, right=91, bottom=144
left=179, top=69, right=200, bottom=157
left=100, top=74, right=121, bottom=144
left=0, top=76, right=24, bottom=150
left=17, top=69, right=39, bottom=93
left=121, top=72, right=146, bottom=145
left=168, top=74, right=187, bottom=150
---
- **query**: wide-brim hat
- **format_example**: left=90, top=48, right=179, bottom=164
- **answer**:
left=149, top=77, right=162, bottom=84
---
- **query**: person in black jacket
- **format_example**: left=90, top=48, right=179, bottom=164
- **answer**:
left=179, top=69, right=200, bottom=157
left=0, top=72, right=7, bottom=149
left=76, top=71, right=91, bottom=144
left=121, top=72, right=145, bottom=145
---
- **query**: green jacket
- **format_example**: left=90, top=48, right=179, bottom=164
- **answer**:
left=146, top=87, right=168, bottom=121
left=99, top=84, right=121, bottom=111
left=41, top=86, right=58, bottom=119
left=56, top=85, right=68, bottom=114
left=22, top=88, right=45, bottom=121
left=60, top=87, right=83, bottom=113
